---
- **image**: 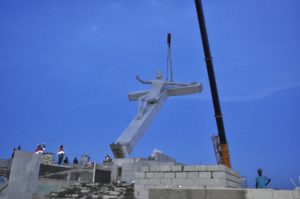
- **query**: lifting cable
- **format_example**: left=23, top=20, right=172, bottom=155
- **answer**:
left=165, top=0, right=174, bottom=82
left=166, top=33, right=173, bottom=82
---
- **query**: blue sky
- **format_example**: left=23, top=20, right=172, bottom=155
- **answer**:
left=1, top=0, right=299, bottom=189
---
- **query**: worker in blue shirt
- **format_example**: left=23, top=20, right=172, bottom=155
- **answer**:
left=256, top=168, right=271, bottom=188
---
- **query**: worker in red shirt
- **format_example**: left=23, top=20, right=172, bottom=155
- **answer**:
left=35, top=144, right=43, bottom=154
left=57, top=144, right=64, bottom=164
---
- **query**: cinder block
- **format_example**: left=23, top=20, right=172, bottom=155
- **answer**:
left=164, top=172, right=175, bottom=179
left=172, top=179, right=185, bottom=186
left=226, top=180, right=241, bottom=188
left=160, top=178, right=172, bottom=185
left=206, top=165, right=222, bottom=171
left=225, top=167, right=241, bottom=178
left=153, top=172, right=164, bottom=178
left=218, top=165, right=227, bottom=171
left=187, top=172, right=199, bottom=179
left=181, top=178, right=197, bottom=186
left=211, top=178, right=226, bottom=186
left=183, top=165, right=195, bottom=171
left=212, top=171, right=226, bottom=178
left=148, top=179, right=161, bottom=185
left=159, top=165, right=171, bottom=172
left=140, top=166, right=150, bottom=172
left=135, top=172, right=146, bottom=179
left=193, top=165, right=207, bottom=172
left=230, top=174, right=242, bottom=184
left=171, top=165, right=183, bottom=172
left=232, top=170, right=241, bottom=178
left=150, top=166, right=161, bottom=172
left=198, top=172, right=211, bottom=178
left=176, top=172, right=187, bottom=179
left=195, top=178, right=212, bottom=186
left=146, top=172, right=154, bottom=178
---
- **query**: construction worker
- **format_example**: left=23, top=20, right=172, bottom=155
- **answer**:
left=256, top=168, right=271, bottom=188
left=11, top=148, right=16, bottom=159
left=73, top=157, right=79, bottom=164
left=57, top=144, right=64, bottom=164
left=63, top=157, right=69, bottom=165
left=35, top=144, right=43, bottom=154
left=105, top=154, right=112, bottom=162
left=41, top=143, right=46, bottom=153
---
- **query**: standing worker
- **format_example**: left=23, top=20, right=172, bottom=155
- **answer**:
left=256, top=168, right=271, bottom=188
left=11, top=148, right=16, bottom=159
left=104, top=154, right=112, bottom=163
left=57, top=144, right=64, bottom=164
left=35, top=144, right=43, bottom=154
left=41, top=143, right=46, bottom=153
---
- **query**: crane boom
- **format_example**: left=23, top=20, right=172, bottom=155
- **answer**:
left=194, top=0, right=232, bottom=168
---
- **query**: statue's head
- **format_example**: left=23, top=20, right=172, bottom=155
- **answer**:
left=156, top=71, right=163, bottom=80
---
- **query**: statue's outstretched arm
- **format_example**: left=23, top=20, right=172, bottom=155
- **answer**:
left=167, top=81, right=197, bottom=86
left=136, top=75, right=151, bottom=84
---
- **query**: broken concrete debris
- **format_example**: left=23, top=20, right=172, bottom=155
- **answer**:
left=44, top=182, right=134, bottom=199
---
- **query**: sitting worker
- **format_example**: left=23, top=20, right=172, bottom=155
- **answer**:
left=63, top=157, right=69, bottom=165
left=73, top=157, right=79, bottom=164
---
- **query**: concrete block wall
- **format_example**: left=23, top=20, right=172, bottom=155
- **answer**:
left=134, top=165, right=241, bottom=199
left=111, top=158, right=177, bottom=183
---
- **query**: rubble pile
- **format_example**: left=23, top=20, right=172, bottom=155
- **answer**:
left=0, top=167, right=9, bottom=182
left=44, top=182, right=134, bottom=199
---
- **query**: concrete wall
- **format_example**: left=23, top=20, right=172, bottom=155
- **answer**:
left=134, top=165, right=241, bottom=199
left=6, top=151, right=41, bottom=199
left=149, top=188, right=300, bottom=199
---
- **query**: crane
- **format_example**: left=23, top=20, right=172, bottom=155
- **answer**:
left=194, top=0, right=232, bottom=168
